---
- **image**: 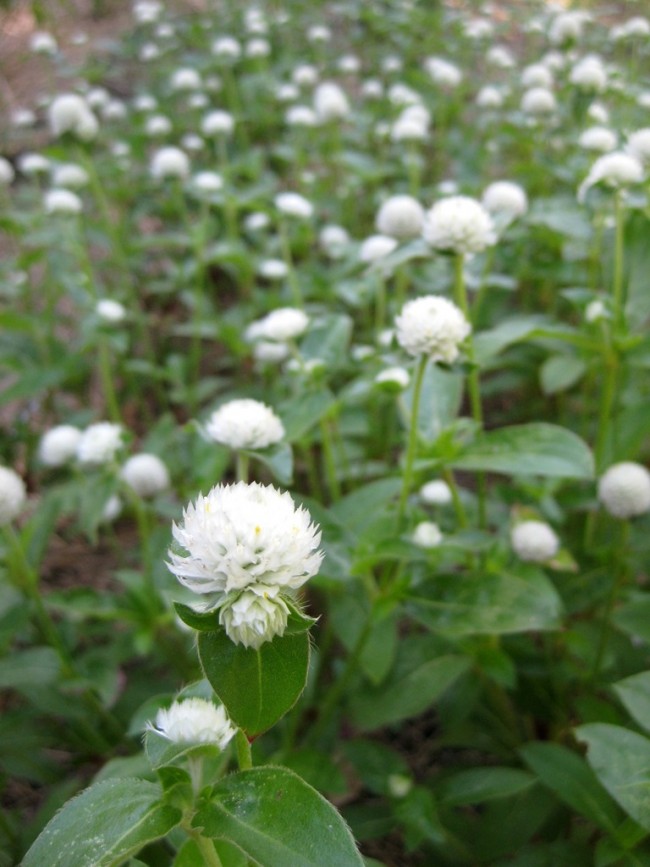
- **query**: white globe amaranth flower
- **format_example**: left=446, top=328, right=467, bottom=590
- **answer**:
left=44, top=189, right=83, bottom=215
left=359, top=234, right=398, bottom=263
left=375, top=366, right=410, bottom=391
left=390, top=115, right=428, bottom=142
left=77, top=422, right=124, bottom=465
left=549, top=11, right=590, bottom=45
left=253, top=341, right=290, bottom=364
left=0, top=467, right=27, bottom=525
left=292, top=64, right=319, bottom=87
left=150, top=146, right=190, bottom=181
left=522, top=64, right=554, bottom=90
left=314, top=82, right=351, bottom=122
left=338, top=54, right=361, bottom=74
left=258, top=259, right=288, bottom=281
left=487, top=46, right=515, bottom=69
left=201, top=110, right=235, bottom=137
left=626, top=129, right=650, bottom=166
left=244, top=212, right=270, bottom=232
left=246, top=38, right=270, bottom=58
left=96, top=298, right=126, bottom=323
left=39, top=425, right=82, bottom=467
left=570, top=55, right=607, bottom=92
left=102, top=494, right=123, bottom=523
left=598, top=462, right=650, bottom=519
left=30, top=31, right=57, bottom=54
left=182, top=134, right=204, bottom=153
left=319, top=224, right=350, bottom=257
left=133, top=93, right=158, bottom=112
left=102, top=99, right=128, bottom=121
left=587, top=102, right=609, bottom=125
left=149, top=697, right=235, bottom=749
left=48, top=94, right=98, bottom=141
left=168, top=481, right=323, bottom=597
left=170, top=68, right=202, bottom=92
left=585, top=299, right=608, bottom=323
left=376, top=195, right=425, bottom=240
left=51, top=163, right=89, bottom=189
left=361, top=79, right=383, bottom=99
left=578, top=151, right=644, bottom=202
left=388, top=83, right=421, bottom=107
left=0, top=158, right=15, bottom=185
left=521, top=87, right=557, bottom=116
left=12, top=108, right=36, bottom=128
left=307, top=24, right=331, bottom=42
left=476, top=86, right=504, bottom=109
left=275, top=191, right=313, bottom=219
left=511, top=521, right=559, bottom=562
left=133, top=0, right=163, bottom=23
left=120, top=453, right=170, bottom=498
left=286, top=105, right=319, bottom=127
left=254, top=307, right=309, bottom=342
left=396, top=295, right=471, bottom=362
left=423, top=196, right=496, bottom=256
left=145, top=114, right=172, bottom=137
left=412, top=521, right=443, bottom=549
left=212, top=36, right=241, bottom=60
left=482, top=181, right=528, bottom=220
left=205, top=399, right=285, bottom=450
left=579, top=126, right=617, bottom=153
left=276, top=83, right=299, bottom=102
left=19, top=153, right=50, bottom=175
left=193, top=171, right=223, bottom=193
left=219, top=585, right=290, bottom=649
left=425, top=57, right=462, bottom=88
left=420, top=479, right=452, bottom=506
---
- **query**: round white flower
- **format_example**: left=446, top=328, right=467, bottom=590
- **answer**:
left=598, top=462, right=650, bottom=519
left=286, top=105, right=318, bottom=127
left=423, top=196, right=496, bottom=255
left=0, top=158, right=15, bottom=185
left=292, top=64, right=319, bottom=87
left=587, top=102, right=609, bottom=124
left=48, top=94, right=98, bottom=140
left=425, top=57, right=462, bottom=87
left=307, top=24, right=331, bottom=42
left=150, top=147, right=190, bottom=180
left=476, top=86, right=504, bottom=109
left=487, top=45, right=515, bottom=69
left=276, top=83, right=299, bottom=102
left=511, top=521, right=559, bottom=562
left=390, top=115, right=428, bottom=142
left=313, top=82, right=350, bottom=121
left=549, top=11, right=589, bottom=45
left=258, top=259, right=288, bottom=280
left=77, top=422, right=124, bottom=465
left=412, top=521, right=443, bottom=548
left=626, top=129, right=650, bottom=166
left=12, top=108, right=36, bottom=128
left=585, top=299, right=607, bottom=323
left=375, top=366, right=410, bottom=390
left=522, top=64, right=554, bottom=90
left=182, top=134, right=204, bottom=153
left=205, top=399, right=284, bottom=450
left=482, top=181, right=528, bottom=219
left=253, top=341, right=290, bottom=363
left=396, top=295, right=470, bottom=362
left=96, top=299, right=126, bottom=323
left=388, top=83, right=421, bottom=107
left=168, top=481, right=323, bottom=597
left=44, top=189, right=83, bottom=215
left=376, top=195, right=425, bottom=240
left=319, top=225, right=350, bottom=256
left=420, top=480, right=452, bottom=505
left=219, top=585, right=290, bottom=649
left=0, top=467, right=27, bottom=524
left=244, top=212, right=270, bottom=231
left=133, top=0, right=163, bottom=23
left=361, top=79, right=383, bottom=99
left=30, top=31, right=57, bottom=54
left=19, top=153, right=50, bottom=175
left=579, top=126, right=617, bottom=153
left=51, top=163, right=89, bottom=189
left=246, top=38, right=270, bottom=58
left=193, top=171, right=223, bottom=193
left=212, top=36, right=241, bottom=59
left=274, top=192, right=313, bottom=219
left=578, top=151, right=643, bottom=202
left=201, top=110, right=235, bottom=137
left=521, top=88, right=556, bottom=116
left=359, top=234, right=398, bottom=263
left=170, top=68, right=202, bottom=91
left=102, top=494, right=123, bottom=523
left=256, top=307, right=308, bottom=342
left=39, top=425, right=82, bottom=467
left=133, top=93, right=158, bottom=112
left=145, top=114, right=172, bottom=137
left=570, top=56, right=607, bottom=92
left=149, top=697, right=234, bottom=748
left=120, top=453, right=169, bottom=497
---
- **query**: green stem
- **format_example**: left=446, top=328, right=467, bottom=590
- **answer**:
left=594, top=329, right=618, bottom=473
left=192, top=832, right=224, bottom=867
left=236, top=452, right=249, bottom=483
left=442, top=467, right=468, bottom=529
left=374, top=272, right=386, bottom=334
left=453, top=254, right=487, bottom=528
left=612, top=190, right=625, bottom=332
left=397, top=354, right=428, bottom=527
left=235, top=728, right=253, bottom=770
left=279, top=219, right=303, bottom=307
left=319, top=417, right=341, bottom=502
left=591, top=520, right=630, bottom=681
left=98, top=337, right=121, bottom=423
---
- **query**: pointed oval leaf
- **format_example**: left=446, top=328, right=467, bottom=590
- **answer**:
left=198, top=629, right=310, bottom=736
left=193, top=766, right=364, bottom=867
left=23, top=778, right=181, bottom=867
left=613, top=671, right=650, bottom=735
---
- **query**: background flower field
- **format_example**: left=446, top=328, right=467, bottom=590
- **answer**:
left=3, top=0, right=650, bottom=864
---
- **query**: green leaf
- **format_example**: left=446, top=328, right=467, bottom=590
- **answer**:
left=439, top=767, right=536, bottom=806
left=576, top=723, right=650, bottom=830
left=330, top=477, right=402, bottom=537
left=144, top=729, right=224, bottom=771
left=22, top=778, right=182, bottom=867
left=243, top=442, right=293, bottom=485
left=173, top=603, right=220, bottom=632
left=614, top=672, right=650, bottom=734
left=540, top=355, right=586, bottom=395
left=520, top=741, right=623, bottom=833
left=300, top=314, right=353, bottom=368
left=0, top=647, right=61, bottom=691
left=474, top=316, right=550, bottom=366
left=281, top=390, right=336, bottom=442
left=194, top=766, right=364, bottom=866
left=198, top=628, right=310, bottom=736
left=350, top=642, right=470, bottom=731
left=408, top=567, right=563, bottom=636
left=452, top=423, right=594, bottom=479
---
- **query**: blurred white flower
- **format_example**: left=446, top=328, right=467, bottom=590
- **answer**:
left=521, top=64, right=554, bottom=90
left=579, top=126, right=617, bottom=153
left=314, top=82, right=350, bottom=121
left=375, top=366, right=410, bottom=390
left=585, top=299, right=607, bottom=323
left=150, top=147, right=190, bottom=180
left=359, top=234, right=398, bottom=263
left=292, top=64, right=319, bottom=87
left=219, top=585, right=290, bottom=649
left=396, top=295, right=470, bottom=362
left=486, top=46, right=515, bottom=69
left=205, top=399, right=284, bottom=450
left=598, top=462, right=650, bottom=519
left=275, top=191, right=313, bottom=219
left=511, top=521, right=559, bottom=562
left=425, top=57, right=462, bottom=87
left=201, top=110, right=235, bottom=137
left=286, top=105, right=319, bottom=127
left=77, top=423, right=124, bottom=465
left=193, top=171, right=223, bottom=193
left=18, top=153, right=50, bottom=175
left=412, top=521, right=443, bottom=548
left=0, top=158, right=15, bottom=185
left=96, top=299, right=126, bottom=323
left=30, top=31, right=57, bottom=54
left=145, top=114, right=172, bottom=136
left=626, top=129, right=650, bottom=166
left=482, top=181, right=528, bottom=220
left=212, top=36, right=241, bottom=59
left=420, top=480, right=452, bottom=505
left=149, top=697, right=234, bottom=748
left=521, top=87, right=557, bottom=115
left=570, top=55, right=607, bottom=92
left=170, top=68, right=202, bottom=91
left=120, top=454, right=170, bottom=497
left=0, top=467, right=26, bottom=525
left=51, top=163, right=89, bottom=189
left=423, top=196, right=496, bottom=255
left=39, top=426, right=82, bottom=468
left=578, top=151, right=643, bottom=202
left=549, top=11, right=590, bottom=45
left=44, top=189, right=83, bottom=215
left=476, top=86, right=504, bottom=109
left=251, top=307, right=309, bottom=342
left=48, top=94, right=98, bottom=140
left=376, top=195, right=425, bottom=240
left=319, top=224, right=350, bottom=257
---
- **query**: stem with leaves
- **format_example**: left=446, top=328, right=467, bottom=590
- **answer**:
left=397, top=354, right=428, bottom=527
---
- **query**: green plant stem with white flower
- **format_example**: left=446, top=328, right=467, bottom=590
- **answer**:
left=591, top=520, right=630, bottom=681
left=236, top=451, right=249, bottom=483
left=453, top=254, right=487, bottom=527
left=235, top=728, right=253, bottom=770
left=320, top=416, right=342, bottom=501
left=397, top=354, right=428, bottom=527
left=97, top=336, right=122, bottom=423
left=278, top=218, right=303, bottom=307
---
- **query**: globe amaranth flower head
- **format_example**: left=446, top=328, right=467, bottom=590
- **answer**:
left=0, top=467, right=27, bottom=525
left=578, top=151, right=644, bottom=203
left=481, top=181, right=528, bottom=220
left=274, top=191, right=314, bottom=219
left=150, top=146, right=190, bottom=181
left=148, top=697, right=235, bottom=749
left=626, top=129, right=650, bottom=166
left=48, top=94, right=98, bottom=141
left=422, top=196, right=496, bottom=256
left=376, top=195, right=425, bottom=240
left=120, top=453, right=170, bottom=498
left=205, top=399, right=285, bottom=450
left=76, top=422, right=124, bottom=465
left=249, top=307, right=309, bottom=342
left=511, top=520, right=559, bottom=562
left=395, top=295, right=471, bottom=362
left=598, top=462, right=650, bottom=519
left=39, top=425, right=82, bottom=467
left=168, top=482, right=323, bottom=647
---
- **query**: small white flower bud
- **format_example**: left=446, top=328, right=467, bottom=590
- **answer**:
left=511, top=521, right=559, bottom=562
left=598, top=462, right=650, bottom=519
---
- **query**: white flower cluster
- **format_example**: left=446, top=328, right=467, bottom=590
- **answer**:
left=423, top=196, right=496, bottom=255
left=578, top=151, right=644, bottom=202
left=205, top=399, right=285, bottom=450
left=482, top=181, right=528, bottom=220
left=395, top=296, right=470, bottom=362
left=76, top=423, right=124, bottom=465
left=149, top=697, right=235, bottom=748
left=120, top=454, right=169, bottom=498
left=376, top=195, right=425, bottom=240
left=598, top=462, right=650, bottom=519
left=511, top=521, right=559, bottom=562
left=579, top=126, right=617, bottom=153
left=48, top=94, right=98, bottom=141
left=150, top=147, right=190, bottom=180
left=247, top=307, right=309, bottom=344
left=0, top=467, right=27, bottom=525
left=168, top=482, right=323, bottom=648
